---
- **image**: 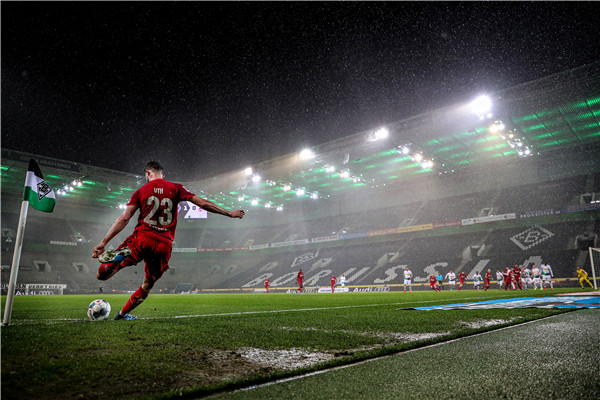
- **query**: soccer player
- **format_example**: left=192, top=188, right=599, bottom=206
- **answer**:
left=92, top=161, right=245, bottom=320
left=457, top=271, right=467, bottom=291
left=496, top=270, right=504, bottom=289
left=436, top=272, right=444, bottom=290
left=576, top=267, right=593, bottom=289
left=297, top=269, right=304, bottom=293
left=330, top=275, right=336, bottom=293
left=265, top=277, right=270, bottom=293
left=503, top=267, right=514, bottom=290
left=541, top=262, right=554, bottom=290
left=513, top=263, right=523, bottom=290
left=531, top=264, right=542, bottom=290
left=429, top=274, right=441, bottom=292
left=472, top=271, right=482, bottom=290
left=522, top=265, right=531, bottom=290
left=339, top=274, right=346, bottom=288
left=483, top=269, right=492, bottom=291
left=445, top=270, right=456, bottom=291
left=403, top=266, right=413, bottom=293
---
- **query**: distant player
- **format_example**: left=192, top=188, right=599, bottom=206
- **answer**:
left=483, top=269, right=492, bottom=291
left=472, top=271, right=482, bottom=290
left=513, top=264, right=523, bottom=290
left=457, top=271, right=467, bottom=291
left=541, top=263, right=554, bottom=290
left=297, top=269, right=304, bottom=293
left=330, top=275, right=336, bottom=293
left=496, top=270, right=504, bottom=289
left=531, top=264, right=542, bottom=290
left=430, top=274, right=441, bottom=292
left=445, top=270, right=456, bottom=291
left=340, top=274, right=346, bottom=288
left=576, top=267, right=593, bottom=289
left=522, top=265, right=531, bottom=290
left=265, top=277, right=270, bottom=293
left=403, top=266, right=413, bottom=293
left=436, top=272, right=444, bottom=290
left=503, top=267, right=514, bottom=290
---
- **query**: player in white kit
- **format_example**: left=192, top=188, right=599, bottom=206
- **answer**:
left=472, top=271, right=482, bottom=290
left=445, top=270, right=456, bottom=291
left=339, top=274, right=346, bottom=288
left=541, top=262, right=554, bottom=290
left=496, top=270, right=504, bottom=289
left=403, top=267, right=413, bottom=293
left=531, top=264, right=542, bottom=290
left=521, top=265, right=531, bottom=290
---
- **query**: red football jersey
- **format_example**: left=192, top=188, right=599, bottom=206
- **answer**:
left=127, top=178, right=195, bottom=244
left=484, top=272, right=492, bottom=282
left=458, top=272, right=466, bottom=282
left=331, top=276, right=336, bottom=285
left=430, top=276, right=437, bottom=285
left=513, top=267, right=522, bottom=279
left=297, top=272, right=304, bottom=283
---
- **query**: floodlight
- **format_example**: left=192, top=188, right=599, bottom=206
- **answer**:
left=244, top=167, right=253, bottom=176
left=371, top=127, right=389, bottom=141
left=296, top=188, right=306, bottom=196
left=300, top=148, right=315, bottom=160
left=311, top=193, right=319, bottom=199
left=325, top=165, right=335, bottom=173
left=276, top=205, right=283, bottom=211
left=414, top=153, right=423, bottom=162
left=471, top=95, right=492, bottom=115
left=251, top=174, right=261, bottom=183
left=251, top=199, right=258, bottom=206
left=524, top=149, right=531, bottom=155
left=238, top=196, right=244, bottom=202
left=340, top=170, right=350, bottom=178
left=283, top=184, right=291, bottom=192
left=264, top=203, right=271, bottom=208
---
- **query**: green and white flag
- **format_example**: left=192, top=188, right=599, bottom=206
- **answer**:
left=23, top=159, right=56, bottom=212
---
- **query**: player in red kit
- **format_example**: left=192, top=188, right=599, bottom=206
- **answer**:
left=503, top=267, right=513, bottom=290
left=513, top=263, right=523, bottom=290
left=297, top=269, right=304, bottom=293
left=92, top=161, right=245, bottom=320
left=265, top=277, right=270, bottom=293
left=483, top=269, right=492, bottom=291
left=429, top=274, right=441, bottom=292
left=330, top=275, right=336, bottom=293
left=457, top=271, right=467, bottom=291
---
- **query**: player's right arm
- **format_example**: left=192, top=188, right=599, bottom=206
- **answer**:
left=92, top=205, right=138, bottom=258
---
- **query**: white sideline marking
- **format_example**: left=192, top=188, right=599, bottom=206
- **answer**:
left=10, top=294, right=519, bottom=326
left=227, top=313, right=566, bottom=395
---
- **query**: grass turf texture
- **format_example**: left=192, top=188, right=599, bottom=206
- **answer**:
left=1, top=289, right=584, bottom=399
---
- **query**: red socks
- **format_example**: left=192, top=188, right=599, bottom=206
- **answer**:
left=121, top=286, right=149, bottom=315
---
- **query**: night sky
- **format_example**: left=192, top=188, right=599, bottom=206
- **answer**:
left=2, top=2, right=599, bottom=181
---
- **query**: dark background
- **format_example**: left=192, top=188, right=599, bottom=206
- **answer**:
left=2, top=2, right=599, bottom=181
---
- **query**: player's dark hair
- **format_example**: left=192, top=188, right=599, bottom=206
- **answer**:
left=144, top=161, right=164, bottom=173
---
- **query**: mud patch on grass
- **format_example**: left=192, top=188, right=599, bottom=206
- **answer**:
left=237, top=347, right=334, bottom=370
left=460, top=318, right=517, bottom=329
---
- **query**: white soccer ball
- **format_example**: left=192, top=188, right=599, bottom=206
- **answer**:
left=87, top=299, right=111, bottom=321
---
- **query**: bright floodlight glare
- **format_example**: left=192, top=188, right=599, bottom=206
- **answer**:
left=264, top=203, right=271, bottom=208
left=471, top=95, right=492, bottom=115
left=311, top=193, right=319, bottom=199
left=238, top=196, right=244, bottom=202
left=276, top=205, right=283, bottom=211
left=251, top=199, right=258, bottom=206
left=414, top=153, right=423, bottom=162
left=373, top=127, right=389, bottom=141
left=300, top=148, right=315, bottom=160
left=244, top=167, right=253, bottom=176
left=296, top=188, right=306, bottom=196
left=251, top=174, right=261, bottom=183
left=402, top=147, right=410, bottom=155
left=283, top=184, right=291, bottom=192
left=325, top=165, right=335, bottom=173
left=340, top=170, right=350, bottom=178
left=524, top=149, right=531, bottom=155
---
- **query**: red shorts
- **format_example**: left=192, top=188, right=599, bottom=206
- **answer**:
left=117, top=234, right=172, bottom=282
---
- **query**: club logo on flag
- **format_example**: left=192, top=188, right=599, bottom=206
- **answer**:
left=37, top=181, right=52, bottom=201
left=510, top=226, right=554, bottom=250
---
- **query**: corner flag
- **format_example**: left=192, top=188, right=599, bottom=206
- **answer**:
left=23, top=159, right=55, bottom=212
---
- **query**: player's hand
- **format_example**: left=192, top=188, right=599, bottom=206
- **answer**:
left=92, top=243, right=105, bottom=258
left=230, top=209, right=245, bottom=219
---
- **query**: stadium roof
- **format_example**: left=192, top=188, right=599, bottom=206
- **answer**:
left=2, top=62, right=600, bottom=212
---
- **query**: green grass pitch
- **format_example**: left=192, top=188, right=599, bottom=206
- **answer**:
left=0, top=289, right=585, bottom=399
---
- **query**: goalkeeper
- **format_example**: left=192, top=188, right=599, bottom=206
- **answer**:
left=576, top=267, right=594, bottom=288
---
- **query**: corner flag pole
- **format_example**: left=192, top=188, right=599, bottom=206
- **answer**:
left=2, top=200, right=29, bottom=326
left=2, top=159, right=56, bottom=326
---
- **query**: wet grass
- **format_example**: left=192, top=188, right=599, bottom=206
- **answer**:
left=1, top=289, right=583, bottom=399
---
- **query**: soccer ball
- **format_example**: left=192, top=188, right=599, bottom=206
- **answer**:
left=87, top=299, right=111, bottom=321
